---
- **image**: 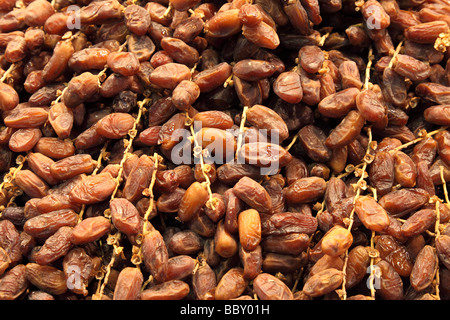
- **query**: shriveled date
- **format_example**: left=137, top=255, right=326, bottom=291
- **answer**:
left=113, top=267, right=144, bottom=300
left=233, top=177, right=272, bottom=213
left=71, top=216, right=111, bottom=245
left=253, top=273, right=294, bottom=300
left=283, top=176, right=327, bottom=204
left=69, top=172, right=116, bottom=204
left=110, top=198, right=142, bottom=236
left=410, top=245, right=437, bottom=292
left=302, top=268, right=344, bottom=298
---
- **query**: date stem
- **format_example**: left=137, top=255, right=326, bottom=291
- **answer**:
left=434, top=198, right=441, bottom=300
left=163, top=3, right=172, bottom=17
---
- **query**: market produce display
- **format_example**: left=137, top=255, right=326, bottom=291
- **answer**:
left=0, top=0, right=449, bottom=301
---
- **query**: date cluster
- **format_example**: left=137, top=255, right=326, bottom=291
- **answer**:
left=0, top=0, right=449, bottom=301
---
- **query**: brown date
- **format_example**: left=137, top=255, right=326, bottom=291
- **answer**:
left=354, top=196, right=390, bottom=232
left=113, top=267, right=144, bottom=300
left=142, top=229, right=169, bottom=284
left=233, top=176, right=272, bottom=213
left=253, top=272, right=294, bottom=300
left=238, top=209, right=261, bottom=251
left=178, top=181, right=209, bottom=222
left=376, top=260, right=403, bottom=300
left=141, top=280, right=190, bottom=300
left=378, top=188, right=429, bottom=217
left=214, top=267, right=247, bottom=300
left=302, top=268, right=344, bottom=298
left=246, top=104, right=289, bottom=141
left=71, top=216, right=111, bottom=245
left=50, top=154, right=96, bottom=182
left=68, top=172, right=116, bottom=205
left=33, top=226, right=73, bottom=265
left=375, top=235, right=413, bottom=277
left=0, top=264, right=28, bottom=300
left=283, top=176, right=327, bottom=204
left=110, top=198, right=142, bottom=236
left=23, top=209, right=78, bottom=239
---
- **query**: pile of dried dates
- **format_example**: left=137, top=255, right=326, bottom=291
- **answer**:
left=0, top=0, right=449, bottom=301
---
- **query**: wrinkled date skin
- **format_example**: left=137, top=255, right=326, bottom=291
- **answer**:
left=0, top=264, right=28, bottom=300
left=283, top=176, right=327, bottom=204
left=410, top=245, right=437, bottom=292
left=142, top=230, right=169, bottom=284
left=302, top=268, right=344, bottom=298
left=238, top=142, right=292, bottom=168
left=345, top=246, right=370, bottom=289
left=378, top=188, right=430, bottom=217
left=123, top=155, right=155, bottom=203
left=113, top=267, right=144, bottom=300
left=23, top=209, right=78, bottom=239
left=149, top=63, right=192, bottom=89
left=62, top=72, right=99, bottom=108
left=262, top=211, right=318, bottom=236
left=369, top=150, right=395, bottom=197
left=298, top=125, right=331, bottom=162
left=96, top=113, right=135, bottom=139
left=376, top=260, right=403, bottom=300
left=319, top=88, right=360, bottom=119
left=141, top=280, right=190, bottom=300
left=273, top=71, right=303, bottom=104
left=68, top=172, right=116, bottom=205
left=33, top=226, right=73, bottom=265
left=25, top=263, right=67, bottom=295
